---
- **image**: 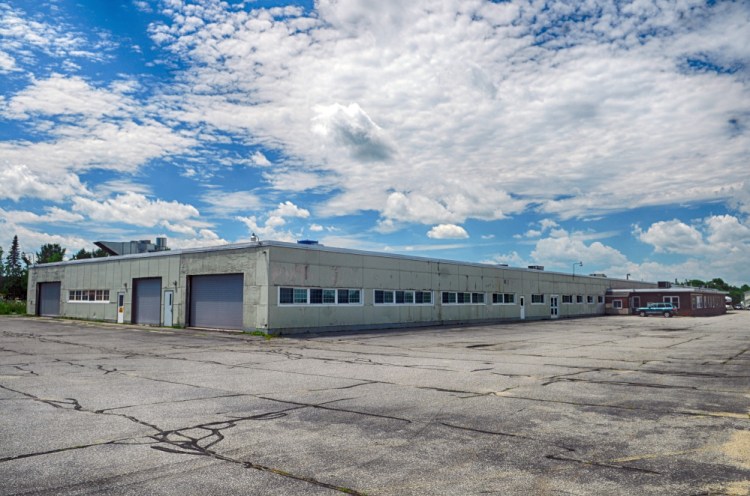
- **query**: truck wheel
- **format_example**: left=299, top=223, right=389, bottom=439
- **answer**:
left=640, top=311, right=646, bottom=317
left=663, top=312, right=671, bottom=318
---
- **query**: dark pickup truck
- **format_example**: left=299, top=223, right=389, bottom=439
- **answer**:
left=636, top=303, right=676, bottom=317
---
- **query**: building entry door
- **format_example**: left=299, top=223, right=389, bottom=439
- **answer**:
left=519, top=296, right=525, bottom=320
left=163, top=290, right=174, bottom=327
left=117, top=292, right=125, bottom=324
left=550, top=295, right=559, bottom=319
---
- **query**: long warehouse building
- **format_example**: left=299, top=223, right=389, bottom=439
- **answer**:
left=28, top=240, right=661, bottom=334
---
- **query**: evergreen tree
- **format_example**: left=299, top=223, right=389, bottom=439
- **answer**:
left=4, top=236, right=27, bottom=299
left=0, top=245, right=4, bottom=295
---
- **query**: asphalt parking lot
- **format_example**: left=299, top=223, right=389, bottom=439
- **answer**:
left=1, top=313, right=748, bottom=495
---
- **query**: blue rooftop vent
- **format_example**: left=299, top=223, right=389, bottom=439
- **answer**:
left=297, top=240, right=319, bottom=245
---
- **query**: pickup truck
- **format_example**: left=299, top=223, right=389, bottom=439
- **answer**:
left=636, top=302, right=676, bottom=317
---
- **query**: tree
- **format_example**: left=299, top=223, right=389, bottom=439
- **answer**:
left=71, top=248, right=93, bottom=260
left=3, top=236, right=27, bottom=300
left=0, top=245, right=4, bottom=295
left=37, top=243, right=66, bottom=264
left=71, top=247, right=109, bottom=260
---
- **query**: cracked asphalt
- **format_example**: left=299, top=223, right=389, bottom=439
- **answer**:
left=1, top=313, right=748, bottom=496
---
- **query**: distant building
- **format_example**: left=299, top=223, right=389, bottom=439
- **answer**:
left=605, top=286, right=727, bottom=317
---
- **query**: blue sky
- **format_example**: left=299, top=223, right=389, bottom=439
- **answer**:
left=1, top=0, right=749, bottom=285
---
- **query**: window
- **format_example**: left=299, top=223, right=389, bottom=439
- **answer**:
left=337, top=289, right=361, bottom=304
left=598, top=295, right=604, bottom=303
left=279, top=287, right=361, bottom=305
left=664, top=296, right=680, bottom=309
left=293, top=288, right=308, bottom=304
left=373, top=290, right=432, bottom=305
left=68, top=289, right=110, bottom=302
left=576, top=295, right=583, bottom=303
left=531, top=294, right=545, bottom=304
left=587, top=295, right=594, bottom=304
left=492, top=293, right=515, bottom=304
left=562, top=295, right=573, bottom=304
left=613, top=299, right=623, bottom=309
left=442, top=292, right=485, bottom=305
left=415, top=291, right=432, bottom=304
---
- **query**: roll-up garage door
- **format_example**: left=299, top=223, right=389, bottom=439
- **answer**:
left=189, top=274, right=244, bottom=330
left=38, top=282, right=61, bottom=316
left=133, top=278, right=161, bottom=325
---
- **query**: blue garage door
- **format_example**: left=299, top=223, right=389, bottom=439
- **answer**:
left=189, top=274, right=243, bottom=330
left=133, top=278, right=161, bottom=325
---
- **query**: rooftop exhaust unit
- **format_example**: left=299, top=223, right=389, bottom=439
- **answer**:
left=94, top=238, right=168, bottom=256
left=527, top=265, right=544, bottom=271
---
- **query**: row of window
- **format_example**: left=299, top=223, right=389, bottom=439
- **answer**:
left=279, top=287, right=362, bottom=305
left=375, top=290, right=433, bottom=305
left=68, top=289, right=110, bottom=302
left=278, top=288, right=605, bottom=306
left=562, top=295, right=597, bottom=304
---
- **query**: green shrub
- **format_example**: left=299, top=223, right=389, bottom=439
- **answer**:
left=0, top=300, right=27, bottom=315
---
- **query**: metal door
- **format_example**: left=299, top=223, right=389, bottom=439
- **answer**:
left=38, top=282, right=61, bottom=316
left=519, top=296, right=525, bottom=320
left=133, top=278, right=161, bottom=325
left=189, top=274, right=243, bottom=329
left=163, top=290, right=174, bottom=327
left=117, top=292, right=125, bottom=324
left=550, top=295, right=559, bottom=319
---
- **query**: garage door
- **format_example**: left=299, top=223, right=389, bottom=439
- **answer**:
left=38, top=282, right=61, bottom=316
left=189, top=274, right=243, bottom=330
left=133, top=278, right=161, bottom=325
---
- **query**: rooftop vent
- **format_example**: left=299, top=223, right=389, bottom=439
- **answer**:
left=527, top=265, right=544, bottom=271
left=589, top=273, right=607, bottom=278
left=297, top=240, right=319, bottom=245
left=657, top=281, right=672, bottom=288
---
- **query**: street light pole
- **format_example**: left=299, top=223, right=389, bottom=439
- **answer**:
left=572, top=261, right=582, bottom=277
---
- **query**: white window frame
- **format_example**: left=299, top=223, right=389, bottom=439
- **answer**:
left=68, top=289, right=110, bottom=303
left=663, top=296, right=680, bottom=309
left=613, top=299, right=623, bottom=309
left=278, top=287, right=363, bottom=306
left=374, top=290, right=433, bottom=306
left=492, top=293, right=516, bottom=305
left=531, top=294, right=545, bottom=304
left=562, top=295, right=573, bottom=304
left=441, top=291, right=486, bottom=305
left=587, top=295, right=594, bottom=304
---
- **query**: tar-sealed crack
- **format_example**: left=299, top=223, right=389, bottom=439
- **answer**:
left=0, top=382, right=370, bottom=495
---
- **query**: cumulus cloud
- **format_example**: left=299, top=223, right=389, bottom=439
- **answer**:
left=146, top=0, right=750, bottom=228
left=312, top=103, right=395, bottom=162
left=427, top=224, right=469, bottom=240
left=235, top=200, right=310, bottom=242
left=71, top=193, right=201, bottom=229
left=634, top=220, right=706, bottom=255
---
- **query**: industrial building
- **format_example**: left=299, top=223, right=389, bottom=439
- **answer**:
left=605, top=285, right=727, bottom=317
left=27, top=240, right=714, bottom=334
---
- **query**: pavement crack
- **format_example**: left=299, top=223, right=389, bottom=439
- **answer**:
left=439, top=422, right=576, bottom=453
left=545, top=454, right=662, bottom=475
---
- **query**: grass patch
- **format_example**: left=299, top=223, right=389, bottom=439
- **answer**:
left=246, top=330, right=277, bottom=340
left=0, top=300, right=27, bottom=315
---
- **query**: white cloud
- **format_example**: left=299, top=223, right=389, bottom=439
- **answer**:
left=72, top=193, right=201, bottom=228
left=309, top=224, right=324, bottom=232
left=201, top=190, right=262, bottom=216
left=251, top=151, right=271, bottom=166
left=235, top=200, right=310, bottom=242
left=271, top=200, right=309, bottom=219
left=635, top=220, right=705, bottom=255
left=148, top=0, right=750, bottom=228
left=5, top=74, right=132, bottom=119
left=427, top=224, right=469, bottom=240
left=0, top=49, right=16, bottom=72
